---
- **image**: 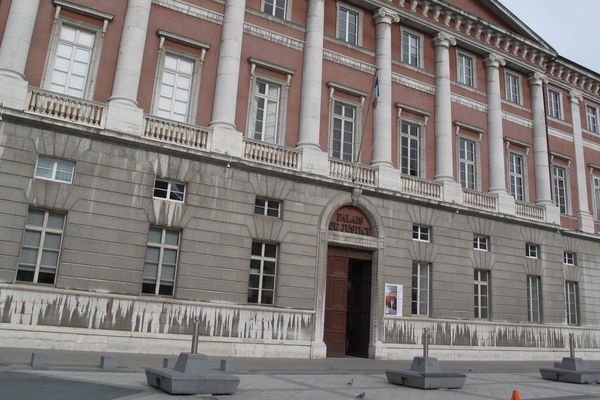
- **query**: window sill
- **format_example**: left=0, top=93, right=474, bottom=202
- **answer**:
left=34, top=176, right=73, bottom=184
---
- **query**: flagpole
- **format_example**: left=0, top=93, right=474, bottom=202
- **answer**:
left=355, top=68, right=380, bottom=174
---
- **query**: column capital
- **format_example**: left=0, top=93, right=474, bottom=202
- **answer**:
left=569, top=89, right=583, bottom=104
left=528, top=71, right=547, bottom=86
left=373, top=7, right=400, bottom=24
left=484, top=53, right=505, bottom=68
left=433, top=31, right=456, bottom=47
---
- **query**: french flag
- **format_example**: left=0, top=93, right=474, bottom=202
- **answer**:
left=372, top=73, right=380, bottom=109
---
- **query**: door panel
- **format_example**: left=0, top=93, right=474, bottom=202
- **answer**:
left=324, top=254, right=347, bottom=357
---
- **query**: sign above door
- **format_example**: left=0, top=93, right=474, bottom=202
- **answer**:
left=328, top=206, right=374, bottom=236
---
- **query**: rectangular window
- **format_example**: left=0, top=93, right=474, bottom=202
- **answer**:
left=508, top=152, right=525, bottom=201
left=586, top=105, right=598, bottom=133
left=473, top=235, right=489, bottom=251
left=16, top=208, right=66, bottom=284
left=400, top=121, right=420, bottom=176
left=262, top=0, right=286, bottom=19
left=411, top=262, right=430, bottom=316
left=505, top=72, right=521, bottom=104
left=594, top=176, right=600, bottom=220
left=336, top=6, right=359, bottom=45
left=552, top=165, right=568, bottom=214
left=457, top=53, right=474, bottom=87
left=474, top=269, right=489, bottom=319
left=155, top=53, right=195, bottom=123
left=565, top=281, right=578, bottom=325
left=251, top=80, right=281, bottom=144
left=248, top=241, right=277, bottom=305
left=142, top=227, right=180, bottom=296
left=563, top=251, right=576, bottom=266
left=526, top=243, right=539, bottom=259
left=255, top=198, right=281, bottom=217
left=49, top=24, right=96, bottom=98
left=35, top=155, right=75, bottom=183
left=412, top=224, right=430, bottom=242
left=459, top=137, right=476, bottom=190
left=402, top=31, right=420, bottom=67
left=548, top=90, right=562, bottom=119
left=153, top=179, right=186, bottom=202
left=527, top=275, right=541, bottom=323
left=331, top=101, right=355, bottom=161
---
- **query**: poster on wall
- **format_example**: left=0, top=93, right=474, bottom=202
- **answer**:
left=384, top=283, right=403, bottom=316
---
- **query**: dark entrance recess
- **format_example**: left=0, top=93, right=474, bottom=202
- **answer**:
left=324, top=246, right=372, bottom=358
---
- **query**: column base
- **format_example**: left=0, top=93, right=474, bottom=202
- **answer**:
left=299, top=145, right=329, bottom=177
left=439, top=180, right=464, bottom=205
left=0, top=72, right=28, bottom=110
left=376, top=165, right=402, bottom=192
left=105, top=99, right=144, bottom=136
left=210, top=123, right=244, bottom=158
left=577, top=211, right=595, bottom=233
left=542, top=203, right=561, bottom=225
left=495, top=191, right=516, bottom=215
left=310, top=341, right=327, bottom=359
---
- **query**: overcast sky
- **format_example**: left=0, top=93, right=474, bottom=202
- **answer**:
left=500, top=0, right=600, bottom=74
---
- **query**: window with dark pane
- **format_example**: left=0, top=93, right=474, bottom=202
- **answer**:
left=565, top=281, right=578, bottom=325
left=142, top=227, right=180, bottom=296
left=527, top=275, right=541, bottom=323
left=153, top=179, right=186, bottom=202
left=474, top=269, right=489, bottom=319
left=254, top=197, right=281, bottom=217
left=247, top=241, right=278, bottom=305
left=411, top=262, right=430, bottom=316
left=412, top=224, right=430, bottom=242
left=400, top=122, right=419, bottom=177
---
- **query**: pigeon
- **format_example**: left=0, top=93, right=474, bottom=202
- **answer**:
left=347, top=378, right=354, bottom=386
left=356, top=392, right=365, bottom=398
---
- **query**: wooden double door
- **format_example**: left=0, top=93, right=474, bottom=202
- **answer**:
left=324, top=246, right=372, bottom=358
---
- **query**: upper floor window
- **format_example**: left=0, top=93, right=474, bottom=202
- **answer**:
left=457, top=52, right=474, bottom=87
left=336, top=5, right=359, bottom=45
left=248, top=241, right=278, bottom=305
left=255, top=198, right=281, bottom=217
left=563, top=251, right=576, bottom=266
left=142, top=227, right=180, bottom=296
left=250, top=80, right=281, bottom=144
left=16, top=208, right=66, bottom=285
left=505, top=71, right=521, bottom=104
left=594, top=175, right=600, bottom=220
left=412, top=224, right=430, bottom=242
left=526, top=243, right=539, bottom=259
left=400, top=121, right=420, bottom=177
left=262, top=0, right=287, bottom=19
left=155, top=53, right=195, bottom=123
left=35, top=155, right=75, bottom=184
left=586, top=105, right=598, bottom=133
left=401, top=30, right=421, bottom=68
left=508, top=152, right=525, bottom=201
left=459, top=137, right=477, bottom=190
left=548, top=90, right=562, bottom=119
left=552, top=165, right=569, bottom=214
left=331, top=101, right=356, bottom=161
left=153, top=179, right=186, bottom=202
left=473, top=235, right=489, bottom=251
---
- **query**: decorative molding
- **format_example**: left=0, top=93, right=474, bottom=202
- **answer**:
left=528, top=72, right=547, bottom=86
left=326, top=81, right=368, bottom=99
left=157, top=29, right=211, bottom=51
left=433, top=31, right=456, bottom=47
left=248, top=57, right=295, bottom=77
left=374, top=7, right=400, bottom=24
left=501, top=112, right=532, bottom=128
left=548, top=127, right=574, bottom=142
left=569, top=90, right=583, bottom=104
left=484, top=53, right=506, bottom=68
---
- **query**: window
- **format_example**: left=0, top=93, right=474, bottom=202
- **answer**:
left=548, top=90, right=562, bottom=119
left=457, top=53, right=474, bottom=87
left=527, top=276, right=541, bottom=323
left=142, top=227, right=180, bottom=296
left=255, top=198, right=281, bottom=217
left=248, top=241, right=277, bottom=305
left=402, top=31, right=420, bottom=68
left=411, top=262, right=430, bottom=316
left=331, top=101, right=356, bottom=161
left=505, top=72, right=521, bottom=104
left=508, top=152, right=525, bottom=201
left=473, top=235, right=489, bottom=251
left=459, top=137, right=477, bottom=190
left=48, top=24, right=96, bottom=98
left=154, top=53, right=195, bottom=123
left=552, top=165, right=568, bottom=214
left=594, top=175, right=600, bottom=220
left=526, top=243, right=539, bottom=259
left=563, top=251, right=576, bottom=266
left=34, top=155, right=75, bottom=183
left=153, top=179, right=186, bottom=202
left=16, top=208, right=65, bottom=284
left=336, top=5, right=359, bottom=45
left=586, top=105, right=598, bottom=133
left=474, top=269, right=489, bottom=319
left=400, top=122, right=420, bottom=176
left=250, top=79, right=281, bottom=144
left=262, top=0, right=286, bottom=19
left=412, top=224, right=430, bottom=242
left=565, top=281, right=578, bottom=325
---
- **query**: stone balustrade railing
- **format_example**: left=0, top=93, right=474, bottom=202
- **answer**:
left=143, top=115, right=210, bottom=150
left=515, top=201, right=546, bottom=221
left=243, top=138, right=301, bottom=170
left=400, top=175, right=443, bottom=200
left=25, top=88, right=107, bottom=128
left=463, top=189, right=498, bottom=211
left=329, top=159, right=378, bottom=186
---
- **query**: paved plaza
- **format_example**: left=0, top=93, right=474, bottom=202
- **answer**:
left=1, top=348, right=599, bottom=400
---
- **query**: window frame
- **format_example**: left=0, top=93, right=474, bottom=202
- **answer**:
left=504, top=70, right=522, bottom=105
left=411, top=261, right=430, bottom=316
left=458, top=135, right=479, bottom=190
left=335, top=2, right=362, bottom=46
left=254, top=197, right=282, bottom=218
left=248, top=77, right=284, bottom=144
left=141, top=227, right=180, bottom=296
left=399, top=120, right=421, bottom=177
left=547, top=89, right=563, bottom=120
left=34, top=155, right=76, bottom=184
left=153, top=178, right=186, bottom=203
left=507, top=151, right=527, bottom=202
left=473, top=235, right=489, bottom=251
left=565, top=281, right=579, bottom=326
left=586, top=104, right=599, bottom=133
left=527, top=275, right=541, bottom=323
left=592, top=174, right=600, bottom=221
left=474, top=269, right=490, bottom=320
left=563, top=251, right=576, bottom=266
left=552, top=163, right=570, bottom=215
left=15, top=208, right=66, bottom=285
left=456, top=50, right=476, bottom=88
left=247, top=241, right=278, bottom=305
left=329, top=98, right=360, bottom=162
left=526, top=243, right=540, bottom=259
left=412, top=224, right=430, bottom=242
left=401, top=27, right=424, bottom=69
left=261, top=0, right=290, bottom=20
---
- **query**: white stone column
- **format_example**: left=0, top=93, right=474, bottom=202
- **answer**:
left=372, top=8, right=399, bottom=167
left=570, top=90, right=594, bottom=232
left=297, top=0, right=328, bottom=175
left=0, top=0, right=41, bottom=109
left=105, top=0, right=152, bottom=135
left=209, top=0, right=247, bottom=157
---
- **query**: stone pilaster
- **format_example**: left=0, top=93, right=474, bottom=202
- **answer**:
left=529, top=73, right=553, bottom=205
left=105, top=0, right=152, bottom=135
left=0, top=0, right=41, bottom=109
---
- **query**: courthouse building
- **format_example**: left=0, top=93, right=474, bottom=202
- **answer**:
left=1, top=0, right=600, bottom=360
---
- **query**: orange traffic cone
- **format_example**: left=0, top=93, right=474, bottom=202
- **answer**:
left=511, top=389, right=521, bottom=400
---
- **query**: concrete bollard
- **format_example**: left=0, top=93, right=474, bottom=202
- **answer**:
left=30, top=352, right=48, bottom=370
left=423, top=328, right=430, bottom=358
left=100, top=355, right=117, bottom=371
left=191, top=319, right=200, bottom=354
left=220, top=359, right=238, bottom=373
left=569, top=333, right=576, bottom=359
